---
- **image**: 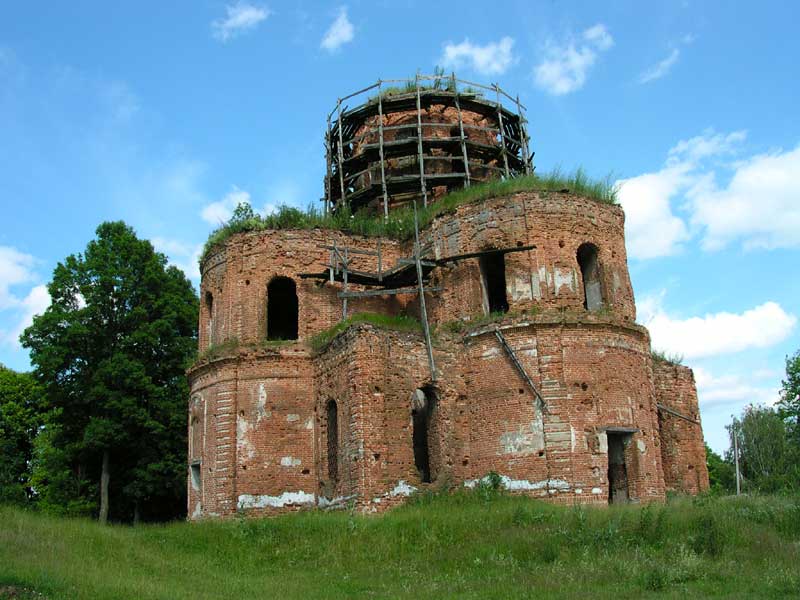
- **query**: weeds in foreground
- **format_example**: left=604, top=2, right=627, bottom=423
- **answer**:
left=1, top=493, right=798, bottom=599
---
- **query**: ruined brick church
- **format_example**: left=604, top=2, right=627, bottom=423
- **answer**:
left=187, top=75, right=709, bottom=518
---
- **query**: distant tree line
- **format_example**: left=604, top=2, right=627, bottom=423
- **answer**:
left=0, top=222, right=198, bottom=523
left=706, top=349, right=800, bottom=495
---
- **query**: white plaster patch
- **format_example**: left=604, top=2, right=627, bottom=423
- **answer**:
left=280, top=456, right=301, bottom=467
left=464, top=474, right=570, bottom=492
left=481, top=347, right=500, bottom=358
left=238, top=491, right=315, bottom=509
left=286, top=414, right=300, bottom=422
left=236, top=418, right=256, bottom=460
left=389, top=480, right=417, bottom=497
left=499, top=418, right=544, bottom=455
left=570, top=426, right=576, bottom=452
left=318, top=494, right=356, bottom=508
left=575, top=489, right=583, bottom=495
left=591, top=487, right=602, bottom=495
left=637, top=439, right=646, bottom=453
left=257, top=383, right=268, bottom=421
left=304, top=418, right=313, bottom=430
left=597, top=431, right=608, bottom=453
left=510, top=274, right=532, bottom=301
left=554, top=267, right=576, bottom=295
left=530, top=271, right=542, bottom=300
left=192, top=502, right=202, bottom=518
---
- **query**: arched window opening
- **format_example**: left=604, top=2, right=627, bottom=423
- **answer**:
left=577, top=243, right=603, bottom=311
left=267, top=277, right=298, bottom=340
left=411, top=387, right=435, bottom=483
left=479, top=252, right=509, bottom=314
left=204, top=292, right=214, bottom=346
left=326, top=400, right=339, bottom=482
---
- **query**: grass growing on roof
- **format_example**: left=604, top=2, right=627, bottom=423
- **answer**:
left=200, top=169, right=618, bottom=266
left=308, top=312, right=421, bottom=351
left=651, top=349, right=685, bottom=366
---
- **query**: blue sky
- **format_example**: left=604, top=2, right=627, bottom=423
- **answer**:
left=1, top=1, right=798, bottom=454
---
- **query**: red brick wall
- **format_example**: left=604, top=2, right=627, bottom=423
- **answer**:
left=654, top=362, right=710, bottom=495
left=188, top=192, right=705, bottom=518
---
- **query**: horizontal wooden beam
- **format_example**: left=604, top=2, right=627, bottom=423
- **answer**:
left=338, top=285, right=442, bottom=299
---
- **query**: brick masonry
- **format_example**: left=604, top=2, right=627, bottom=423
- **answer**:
left=187, top=191, right=709, bottom=518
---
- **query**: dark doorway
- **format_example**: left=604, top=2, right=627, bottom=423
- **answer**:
left=267, top=277, right=298, bottom=340
left=607, top=432, right=630, bottom=504
left=411, top=388, right=434, bottom=483
left=479, top=252, right=509, bottom=314
left=327, top=400, right=338, bottom=482
left=577, top=243, right=603, bottom=311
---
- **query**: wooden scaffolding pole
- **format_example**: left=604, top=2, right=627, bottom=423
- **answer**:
left=412, top=198, right=436, bottom=381
left=325, top=115, right=333, bottom=215
left=335, top=99, right=347, bottom=210
left=493, top=84, right=511, bottom=179
left=516, top=93, right=532, bottom=175
left=376, top=80, right=390, bottom=219
left=414, top=73, right=429, bottom=207
left=452, top=72, right=471, bottom=188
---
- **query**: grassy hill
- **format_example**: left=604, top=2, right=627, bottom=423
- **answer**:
left=1, top=491, right=798, bottom=599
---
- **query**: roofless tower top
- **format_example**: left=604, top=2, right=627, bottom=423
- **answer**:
left=324, top=73, right=533, bottom=217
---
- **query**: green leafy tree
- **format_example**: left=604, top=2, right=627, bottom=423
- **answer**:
left=728, top=404, right=798, bottom=493
left=0, top=365, right=45, bottom=504
left=704, top=443, right=734, bottom=494
left=21, top=222, right=198, bottom=522
left=778, top=349, right=800, bottom=443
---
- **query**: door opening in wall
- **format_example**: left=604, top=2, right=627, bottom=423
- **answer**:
left=577, top=243, right=603, bottom=311
left=327, top=400, right=339, bottom=482
left=607, top=432, right=631, bottom=504
left=479, top=251, right=509, bottom=314
left=411, top=388, right=433, bottom=483
left=267, top=276, right=299, bottom=340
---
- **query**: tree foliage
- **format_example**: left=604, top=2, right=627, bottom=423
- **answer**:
left=0, top=365, right=45, bottom=504
left=778, top=349, right=800, bottom=443
left=20, top=221, right=198, bottom=521
left=705, top=443, right=735, bottom=494
left=727, top=404, right=798, bottom=494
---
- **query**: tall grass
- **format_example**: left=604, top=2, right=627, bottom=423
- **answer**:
left=200, top=169, right=618, bottom=266
left=1, top=493, right=797, bottom=599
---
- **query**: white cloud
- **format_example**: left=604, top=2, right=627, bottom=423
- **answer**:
left=212, top=2, right=271, bottom=42
left=639, top=48, right=680, bottom=84
left=321, top=7, right=354, bottom=52
left=694, top=367, right=780, bottom=407
left=0, top=246, right=49, bottom=347
left=152, top=238, right=203, bottom=282
left=0, top=246, right=38, bottom=310
left=642, top=299, right=797, bottom=360
left=688, top=145, right=800, bottom=250
left=201, top=186, right=252, bottom=225
left=616, top=165, right=692, bottom=259
left=4, top=285, right=50, bottom=347
left=440, top=37, right=516, bottom=76
left=617, top=129, right=747, bottom=259
left=668, top=129, right=746, bottom=164
left=533, top=24, right=613, bottom=95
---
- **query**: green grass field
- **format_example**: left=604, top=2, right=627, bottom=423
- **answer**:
left=1, top=491, right=798, bottom=599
